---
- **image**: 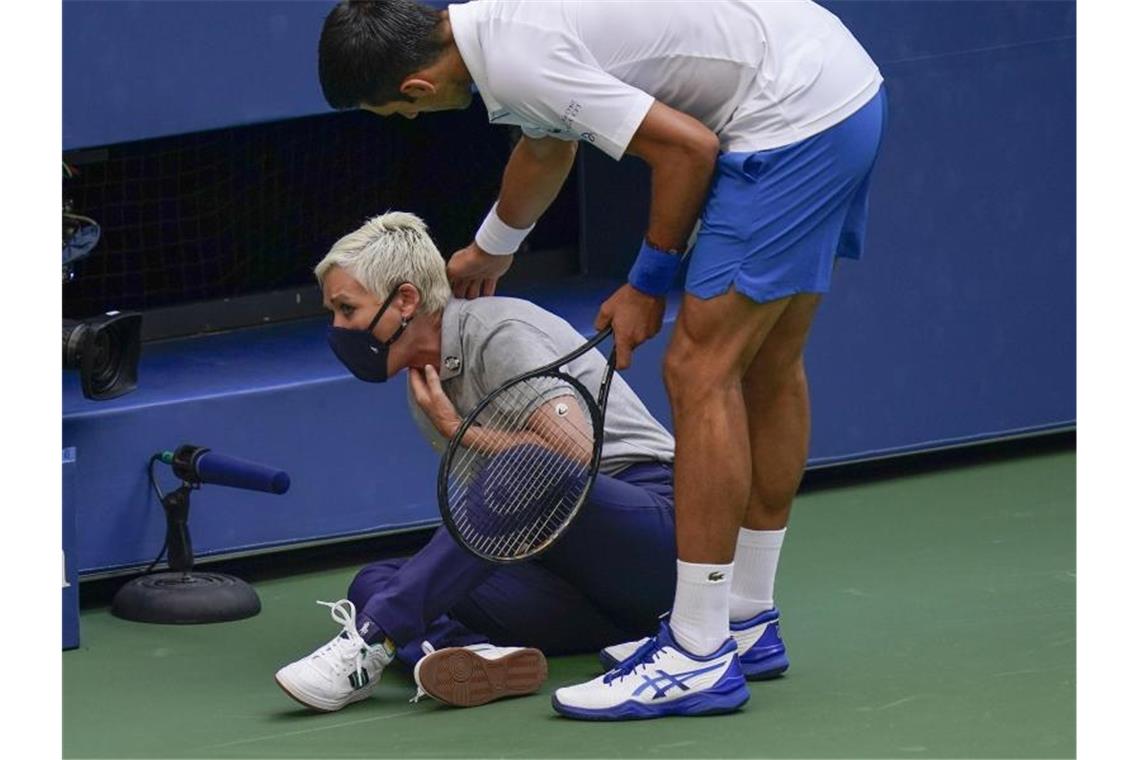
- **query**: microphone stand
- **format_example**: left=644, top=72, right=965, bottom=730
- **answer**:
left=111, top=455, right=261, bottom=625
left=163, top=485, right=195, bottom=574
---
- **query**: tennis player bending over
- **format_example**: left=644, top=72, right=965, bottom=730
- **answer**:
left=275, top=211, right=697, bottom=711
left=318, top=0, right=883, bottom=721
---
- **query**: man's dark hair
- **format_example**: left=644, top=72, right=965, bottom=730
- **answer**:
left=319, top=0, right=445, bottom=110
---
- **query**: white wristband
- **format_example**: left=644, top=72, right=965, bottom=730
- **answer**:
left=475, top=202, right=535, bottom=256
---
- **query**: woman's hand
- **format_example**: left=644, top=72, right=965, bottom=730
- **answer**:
left=409, top=365, right=462, bottom=439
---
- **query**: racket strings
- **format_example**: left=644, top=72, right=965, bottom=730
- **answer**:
left=470, top=376, right=595, bottom=458
left=505, top=451, right=589, bottom=551
left=447, top=375, right=593, bottom=491
left=466, top=409, right=591, bottom=507
left=479, top=432, right=586, bottom=521
left=456, top=407, right=590, bottom=544
left=445, top=372, right=599, bottom=559
left=458, top=380, right=593, bottom=488
left=472, top=450, right=585, bottom=557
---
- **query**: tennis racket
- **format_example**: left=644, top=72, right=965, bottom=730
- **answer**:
left=438, top=327, right=617, bottom=563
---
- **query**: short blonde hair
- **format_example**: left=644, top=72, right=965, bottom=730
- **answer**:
left=314, top=211, right=451, bottom=313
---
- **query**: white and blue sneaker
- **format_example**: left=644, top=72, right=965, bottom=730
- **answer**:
left=600, top=608, right=789, bottom=681
left=274, top=599, right=395, bottom=712
left=552, top=622, right=749, bottom=720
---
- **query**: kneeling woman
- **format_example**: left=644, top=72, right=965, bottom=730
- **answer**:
left=275, top=212, right=676, bottom=711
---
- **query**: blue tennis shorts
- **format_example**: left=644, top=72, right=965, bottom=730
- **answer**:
left=686, top=86, right=888, bottom=304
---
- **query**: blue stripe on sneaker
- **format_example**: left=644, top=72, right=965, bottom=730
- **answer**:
left=631, top=663, right=724, bottom=699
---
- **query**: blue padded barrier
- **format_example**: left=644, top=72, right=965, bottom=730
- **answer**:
left=64, top=281, right=677, bottom=576
left=63, top=271, right=1072, bottom=576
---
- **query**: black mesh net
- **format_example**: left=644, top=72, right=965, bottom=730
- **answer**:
left=62, top=104, right=578, bottom=320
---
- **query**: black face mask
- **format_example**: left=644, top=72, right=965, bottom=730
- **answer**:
left=326, top=285, right=413, bottom=383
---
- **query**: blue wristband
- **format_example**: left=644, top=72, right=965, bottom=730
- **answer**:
left=628, top=241, right=683, bottom=296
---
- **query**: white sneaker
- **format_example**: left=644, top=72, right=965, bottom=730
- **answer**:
left=601, top=608, right=789, bottom=681
left=412, top=641, right=547, bottom=707
left=275, top=599, right=395, bottom=712
left=552, top=622, right=749, bottom=720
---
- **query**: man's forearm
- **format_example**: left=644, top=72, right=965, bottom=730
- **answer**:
left=644, top=144, right=717, bottom=252
left=625, top=101, right=721, bottom=254
left=494, top=137, right=578, bottom=230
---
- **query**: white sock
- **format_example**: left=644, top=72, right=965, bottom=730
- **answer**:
left=729, top=527, right=786, bottom=622
left=669, top=560, right=733, bottom=656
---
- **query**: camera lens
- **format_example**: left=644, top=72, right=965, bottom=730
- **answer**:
left=62, top=320, right=87, bottom=369
left=62, top=312, right=142, bottom=400
left=89, top=329, right=122, bottom=389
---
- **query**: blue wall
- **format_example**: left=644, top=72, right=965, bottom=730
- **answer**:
left=817, top=0, right=1075, bottom=460
left=64, top=0, right=333, bottom=149
left=64, top=0, right=457, bottom=149
left=63, top=1, right=1075, bottom=152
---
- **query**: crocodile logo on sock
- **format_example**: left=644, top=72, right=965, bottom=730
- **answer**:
left=708, top=571, right=725, bottom=582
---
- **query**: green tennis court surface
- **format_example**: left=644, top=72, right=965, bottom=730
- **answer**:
left=64, top=446, right=1075, bottom=758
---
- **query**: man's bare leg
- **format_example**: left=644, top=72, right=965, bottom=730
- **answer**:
left=729, top=294, right=822, bottom=623
left=661, top=289, right=790, bottom=653
left=742, top=294, right=822, bottom=530
left=665, top=289, right=793, bottom=561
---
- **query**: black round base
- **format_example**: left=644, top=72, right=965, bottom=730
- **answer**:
left=111, top=572, right=261, bottom=624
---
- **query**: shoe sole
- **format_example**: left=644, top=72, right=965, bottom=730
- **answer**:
left=274, top=673, right=372, bottom=713
left=417, top=647, right=547, bottom=707
left=744, top=658, right=789, bottom=681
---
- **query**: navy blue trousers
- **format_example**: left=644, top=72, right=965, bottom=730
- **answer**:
left=347, top=462, right=676, bottom=666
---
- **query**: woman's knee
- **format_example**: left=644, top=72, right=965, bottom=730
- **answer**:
left=346, top=559, right=403, bottom=608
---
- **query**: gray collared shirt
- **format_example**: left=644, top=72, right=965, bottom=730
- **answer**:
left=409, top=297, right=674, bottom=474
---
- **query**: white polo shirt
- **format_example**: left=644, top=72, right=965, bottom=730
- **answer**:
left=449, top=0, right=883, bottom=160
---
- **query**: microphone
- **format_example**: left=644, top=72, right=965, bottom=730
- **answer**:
left=160, top=444, right=291, bottom=495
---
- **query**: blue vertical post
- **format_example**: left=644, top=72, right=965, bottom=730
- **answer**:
left=63, top=447, right=80, bottom=650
